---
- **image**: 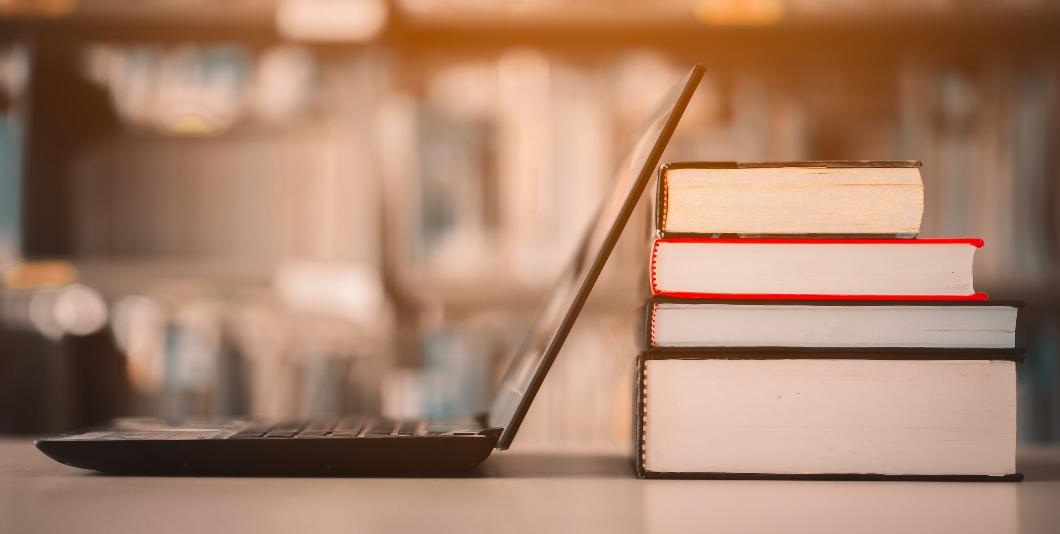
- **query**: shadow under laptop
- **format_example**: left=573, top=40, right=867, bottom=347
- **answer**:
left=471, top=452, right=635, bottom=478
left=70, top=448, right=1060, bottom=480
left=69, top=452, right=635, bottom=479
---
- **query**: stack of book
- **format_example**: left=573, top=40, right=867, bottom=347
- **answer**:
left=635, top=161, right=1022, bottom=480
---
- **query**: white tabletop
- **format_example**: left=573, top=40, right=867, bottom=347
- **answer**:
left=3, top=439, right=1059, bottom=534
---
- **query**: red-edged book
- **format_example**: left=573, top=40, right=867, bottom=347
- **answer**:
left=649, top=237, right=987, bottom=301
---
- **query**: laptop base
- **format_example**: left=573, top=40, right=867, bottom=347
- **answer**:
left=37, top=419, right=501, bottom=476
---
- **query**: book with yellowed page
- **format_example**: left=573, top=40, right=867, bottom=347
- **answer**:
left=635, top=349, right=1022, bottom=480
left=656, top=161, right=924, bottom=237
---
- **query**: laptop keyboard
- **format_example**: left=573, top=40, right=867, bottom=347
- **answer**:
left=226, top=418, right=477, bottom=439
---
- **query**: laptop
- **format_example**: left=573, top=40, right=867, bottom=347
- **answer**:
left=35, top=65, right=704, bottom=476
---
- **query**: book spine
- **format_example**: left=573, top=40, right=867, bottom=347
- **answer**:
left=649, top=238, right=661, bottom=297
left=655, top=164, right=670, bottom=234
left=642, top=302, right=652, bottom=350
left=635, top=354, right=647, bottom=478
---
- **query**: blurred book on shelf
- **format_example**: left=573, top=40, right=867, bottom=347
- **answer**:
left=381, top=51, right=616, bottom=294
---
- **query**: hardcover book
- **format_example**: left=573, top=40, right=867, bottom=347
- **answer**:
left=645, top=298, right=1020, bottom=349
left=649, top=237, right=986, bottom=300
left=656, top=161, right=924, bottom=237
left=635, top=350, right=1022, bottom=480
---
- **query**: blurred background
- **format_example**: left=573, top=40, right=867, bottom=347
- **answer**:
left=0, top=0, right=1058, bottom=447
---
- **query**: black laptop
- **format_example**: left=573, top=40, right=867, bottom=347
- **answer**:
left=35, top=65, right=704, bottom=476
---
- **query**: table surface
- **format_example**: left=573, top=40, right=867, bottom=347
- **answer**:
left=3, top=439, right=1060, bottom=534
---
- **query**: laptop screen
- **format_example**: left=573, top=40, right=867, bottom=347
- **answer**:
left=489, top=65, right=704, bottom=449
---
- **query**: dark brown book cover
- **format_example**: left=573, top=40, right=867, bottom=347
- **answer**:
left=634, top=350, right=1023, bottom=481
left=655, top=160, right=923, bottom=238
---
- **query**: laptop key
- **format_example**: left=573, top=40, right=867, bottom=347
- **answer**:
left=228, top=422, right=274, bottom=439
left=426, top=423, right=480, bottom=435
left=297, top=419, right=336, bottom=437
left=264, top=421, right=305, bottom=438
left=364, top=420, right=396, bottom=437
left=395, top=421, right=418, bottom=436
left=330, top=415, right=369, bottom=437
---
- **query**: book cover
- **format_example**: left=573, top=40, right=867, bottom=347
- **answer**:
left=635, top=350, right=1023, bottom=481
left=642, top=297, right=1021, bottom=350
left=649, top=237, right=988, bottom=301
left=656, top=161, right=924, bottom=237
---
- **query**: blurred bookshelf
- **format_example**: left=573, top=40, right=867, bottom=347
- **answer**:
left=0, top=0, right=1059, bottom=446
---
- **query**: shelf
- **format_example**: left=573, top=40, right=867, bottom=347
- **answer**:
left=387, top=14, right=1060, bottom=62
left=3, top=6, right=1060, bottom=56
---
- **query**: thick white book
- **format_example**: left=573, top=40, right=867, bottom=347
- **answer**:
left=657, top=161, right=924, bottom=236
left=635, top=352, right=1021, bottom=480
left=646, top=300, right=1019, bottom=349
